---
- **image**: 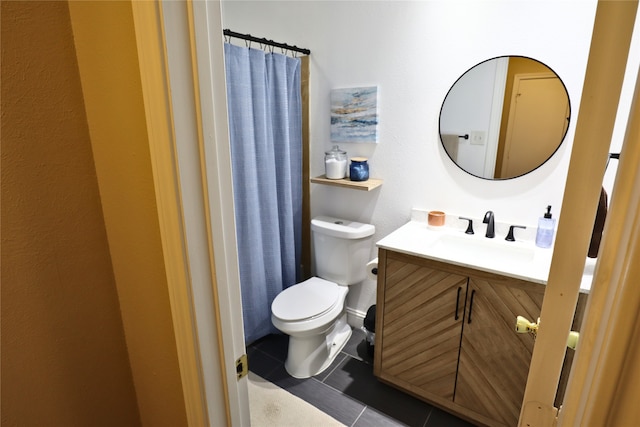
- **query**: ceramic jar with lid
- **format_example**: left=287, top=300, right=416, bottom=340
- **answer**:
left=349, top=157, right=369, bottom=181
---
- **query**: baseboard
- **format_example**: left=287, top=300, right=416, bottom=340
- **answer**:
left=346, top=307, right=367, bottom=329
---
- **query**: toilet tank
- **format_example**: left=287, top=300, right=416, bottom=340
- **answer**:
left=311, top=216, right=375, bottom=285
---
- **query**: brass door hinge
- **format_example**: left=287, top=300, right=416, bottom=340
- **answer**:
left=236, top=354, right=248, bottom=380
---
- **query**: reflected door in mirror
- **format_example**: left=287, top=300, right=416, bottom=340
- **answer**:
left=497, top=74, right=570, bottom=178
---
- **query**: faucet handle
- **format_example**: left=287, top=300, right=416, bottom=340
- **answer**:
left=505, top=225, right=527, bottom=241
left=459, top=217, right=474, bottom=235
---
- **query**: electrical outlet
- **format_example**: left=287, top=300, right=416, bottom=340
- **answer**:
left=470, top=131, right=486, bottom=146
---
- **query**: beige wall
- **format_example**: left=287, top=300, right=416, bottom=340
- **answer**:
left=67, top=2, right=188, bottom=425
left=1, top=1, right=187, bottom=426
left=1, top=2, right=141, bottom=425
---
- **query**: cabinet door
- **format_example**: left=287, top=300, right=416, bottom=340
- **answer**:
left=455, top=276, right=545, bottom=426
left=379, top=254, right=468, bottom=400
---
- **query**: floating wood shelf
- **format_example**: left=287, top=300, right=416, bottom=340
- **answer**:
left=311, top=175, right=383, bottom=191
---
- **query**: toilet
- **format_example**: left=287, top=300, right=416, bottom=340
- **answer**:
left=271, top=216, right=375, bottom=378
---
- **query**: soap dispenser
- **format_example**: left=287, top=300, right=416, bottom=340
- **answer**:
left=535, top=205, right=556, bottom=248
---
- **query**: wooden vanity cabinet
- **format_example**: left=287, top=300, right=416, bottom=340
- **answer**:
left=373, top=251, right=467, bottom=401
left=374, top=249, right=546, bottom=427
left=454, top=276, right=545, bottom=425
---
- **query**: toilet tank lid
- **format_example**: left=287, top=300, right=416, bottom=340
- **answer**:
left=312, top=216, right=375, bottom=239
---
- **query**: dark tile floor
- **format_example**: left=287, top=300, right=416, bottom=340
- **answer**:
left=247, top=329, right=476, bottom=427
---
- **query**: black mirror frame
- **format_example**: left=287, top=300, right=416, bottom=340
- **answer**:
left=438, top=55, right=571, bottom=180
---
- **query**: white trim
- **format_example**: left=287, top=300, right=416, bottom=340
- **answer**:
left=190, top=1, right=250, bottom=425
left=484, top=56, right=508, bottom=178
left=158, top=0, right=248, bottom=425
left=161, top=2, right=243, bottom=425
left=128, top=2, right=212, bottom=425
left=519, top=2, right=638, bottom=424
left=346, top=306, right=368, bottom=328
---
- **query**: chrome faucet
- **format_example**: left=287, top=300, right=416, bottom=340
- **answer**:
left=483, top=211, right=495, bottom=238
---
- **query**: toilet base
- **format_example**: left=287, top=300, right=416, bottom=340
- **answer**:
left=284, top=313, right=352, bottom=379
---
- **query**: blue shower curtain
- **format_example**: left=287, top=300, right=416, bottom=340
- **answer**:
left=224, top=43, right=303, bottom=344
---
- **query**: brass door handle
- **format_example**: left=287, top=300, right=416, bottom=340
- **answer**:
left=515, top=315, right=580, bottom=349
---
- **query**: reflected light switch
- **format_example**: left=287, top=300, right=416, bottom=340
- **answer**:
left=470, top=131, right=486, bottom=145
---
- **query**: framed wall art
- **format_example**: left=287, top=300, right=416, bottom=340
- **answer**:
left=330, top=86, right=379, bottom=143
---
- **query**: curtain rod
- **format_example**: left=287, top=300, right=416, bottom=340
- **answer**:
left=223, top=29, right=310, bottom=56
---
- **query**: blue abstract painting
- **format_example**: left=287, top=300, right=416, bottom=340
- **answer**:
left=331, top=86, right=378, bottom=143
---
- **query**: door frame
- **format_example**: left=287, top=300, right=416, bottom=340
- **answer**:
left=519, top=1, right=639, bottom=426
left=132, top=1, right=639, bottom=426
left=186, top=1, right=250, bottom=423
left=559, top=61, right=640, bottom=426
left=131, top=1, right=249, bottom=425
left=485, top=56, right=508, bottom=178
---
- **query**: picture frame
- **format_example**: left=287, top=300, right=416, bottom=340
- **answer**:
left=330, top=86, right=379, bottom=143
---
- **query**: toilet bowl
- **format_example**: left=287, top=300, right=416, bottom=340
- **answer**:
left=271, top=277, right=351, bottom=378
left=270, top=216, right=375, bottom=379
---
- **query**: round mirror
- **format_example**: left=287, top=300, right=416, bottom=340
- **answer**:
left=439, top=56, right=570, bottom=179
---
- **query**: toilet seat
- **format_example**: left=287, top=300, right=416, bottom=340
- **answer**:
left=271, top=277, right=340, bottom=322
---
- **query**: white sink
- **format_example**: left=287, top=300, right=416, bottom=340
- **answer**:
left=429, top=234, right=536, bottom=264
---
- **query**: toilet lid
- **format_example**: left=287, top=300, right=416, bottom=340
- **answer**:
left=272, top=277, right=341, bottom=322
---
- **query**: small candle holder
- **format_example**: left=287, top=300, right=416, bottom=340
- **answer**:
left=428, top=211, right=445, bottom=227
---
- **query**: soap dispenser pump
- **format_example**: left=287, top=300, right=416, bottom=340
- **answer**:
left=535, top=205, right=556, bottom=248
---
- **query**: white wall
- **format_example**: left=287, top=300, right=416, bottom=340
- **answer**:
left=221, top=1, right=636, bottom=323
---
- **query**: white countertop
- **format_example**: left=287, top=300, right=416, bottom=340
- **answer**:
left=377, top=219, right=596, bottom=292
left=377, top=220, right=558, bottom=286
